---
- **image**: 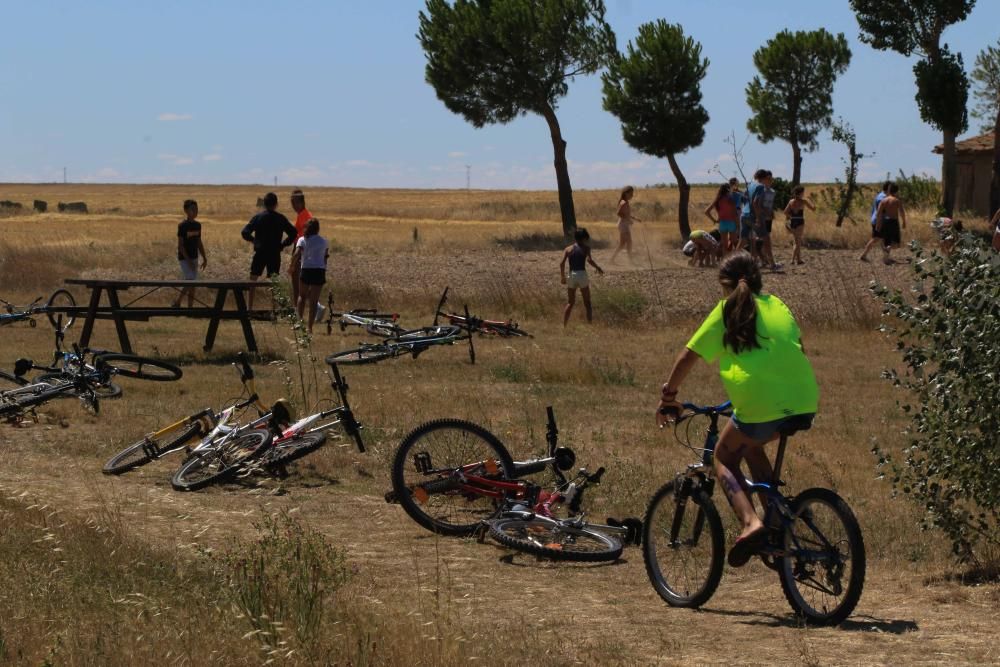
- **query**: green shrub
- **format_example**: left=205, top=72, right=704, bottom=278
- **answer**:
left=490, top=362, right=530, bottom=383
left=893, top=169, right=941, bottom=210
left=871, top=237, right=1000, bottom=563
left=580, top=356, right=637, bottom=387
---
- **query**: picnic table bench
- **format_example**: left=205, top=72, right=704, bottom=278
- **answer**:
left=54, top=279, right=274, bottom=354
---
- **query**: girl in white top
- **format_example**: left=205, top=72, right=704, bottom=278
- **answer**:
left=611, top=185, right=641, bottom=263
left=293, top=218, right=329, bottom=333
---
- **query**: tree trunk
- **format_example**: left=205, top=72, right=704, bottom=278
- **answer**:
left=836, top=141, right=859, bottom=228
left=666, top=153, right=691, bottom=240
left=540, top=105, right=577, bottom=238
left=941, top=128, right=957, bottom=217
left=791, top=140, right=802, bottom=188
left=991, top=106, right=1000, bottom=222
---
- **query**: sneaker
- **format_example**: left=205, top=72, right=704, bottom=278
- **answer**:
left=315, top=301, right=325, bottom=318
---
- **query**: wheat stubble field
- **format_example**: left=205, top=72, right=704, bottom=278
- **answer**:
left=0, top=184, right=997, bottom=666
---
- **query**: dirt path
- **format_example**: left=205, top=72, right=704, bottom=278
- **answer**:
left=1, top=421, right=996, bottom=666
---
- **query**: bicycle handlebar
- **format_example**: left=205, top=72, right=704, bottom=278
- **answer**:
left=658, top=400, right=733, bottom=421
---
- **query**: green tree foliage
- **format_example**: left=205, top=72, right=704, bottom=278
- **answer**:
left=849, top=0, right=975, bottom=216
left=970, top=39, right=1000, bottom=132
left=815, top=119, right=871, bottom=227
left=871, top=239, right=1000, bottom=563
left=971, top=39, right=1000, bottom=219
left=418, top=0, right=616, bottom=237
left=601, top=20, right=708, bottom=239
left=745, top=29, right=851, bottom=186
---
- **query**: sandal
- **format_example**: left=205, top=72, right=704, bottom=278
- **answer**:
left=727, top=527, right=768, bottom=567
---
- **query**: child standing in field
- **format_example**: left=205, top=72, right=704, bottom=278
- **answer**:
left=172, top=199, right=207, bottom=308
left=873, top=183, right=907, bottom=264
left=288, top=189, right=312, bottom=308
left=560, top=227, right=604, bottom=326
left=611, top=186, right=641, bottom=263
left=293, top=218, right=329, bottom=333
left=783, top=186, right=814, bottom=265
left=704, top=183, right=740, bottom=254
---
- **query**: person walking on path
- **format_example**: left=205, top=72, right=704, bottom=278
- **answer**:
left=758, top=171, right=781, bottom=271
left=292, top=218, right=329, bottom=334
left=172, top=199, right=207, bottom=308
left=611, top=186, right=641, bottom=263
left=783, top=185, right=814, bottom=265
left=288, top=189, right=312, bottom=308
left=656, top=251, right=818, bottom=566
left=241, top=192, right=297, bottom=309
left=873, top=183, right=907, bottom=264
left=704, top=183, right=740, bottom=254
left=560, top=228, right=604, bottom=326
left=860, top=181, right=892, bottom=262
left=741, top=170, right=766, bottom=257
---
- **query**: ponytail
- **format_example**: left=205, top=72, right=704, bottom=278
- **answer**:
left=718, top=252, right=763, bottom=353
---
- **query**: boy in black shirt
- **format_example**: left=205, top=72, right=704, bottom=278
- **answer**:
left=173, top=199, right=207, bottom=308
left=241, top=192, right=296, bottom=309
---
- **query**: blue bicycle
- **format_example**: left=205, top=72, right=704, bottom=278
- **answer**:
left=0, top=289, right=76, bottom=331
left=643, top=401, right=865, bottom=626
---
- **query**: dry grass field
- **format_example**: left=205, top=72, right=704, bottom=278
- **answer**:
left=0, top=184, right=998, bottom=665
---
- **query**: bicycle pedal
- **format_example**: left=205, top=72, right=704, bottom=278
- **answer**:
left=384, top=489, right=398, bottom=504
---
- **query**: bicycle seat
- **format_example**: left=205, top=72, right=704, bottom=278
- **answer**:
left=777, top=414, right=814, bottom=438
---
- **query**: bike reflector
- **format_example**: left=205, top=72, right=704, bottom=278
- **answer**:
left=412, top=486, right=429, bottom=505
left=484, top=458, right=498, bottom=475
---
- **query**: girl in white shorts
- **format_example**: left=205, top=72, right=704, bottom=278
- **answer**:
left=560, top=227, right=604, bottom=326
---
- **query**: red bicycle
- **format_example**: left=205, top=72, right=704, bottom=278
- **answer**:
left=388, top=406, right=640, bottom=561
left=433, top=287, right=530, bottom=338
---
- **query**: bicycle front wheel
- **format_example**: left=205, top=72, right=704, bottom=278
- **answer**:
left=36, top=372, right=123, bottom=399
left=778, top=488, right=866, bottom=626
left=489, top=517, right=623, bottom=562
left=45, top=289, right=76, bottom=331
left=391, top=419, right=514, bottom=536
left=643, top=478, right=725, bottom=608
left=98, top=355, right=182, bottom=381
left=171, top=430, right=270, bottom=491
left=103, top=421, right=202, bottom=475
left=325, top=346, right=394, bottom=365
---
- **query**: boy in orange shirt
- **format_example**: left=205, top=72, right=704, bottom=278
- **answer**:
left=288, top=189, right=312, bottom=306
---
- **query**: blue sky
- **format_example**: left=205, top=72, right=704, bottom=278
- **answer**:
left=1, top=0, right=998, bottom=189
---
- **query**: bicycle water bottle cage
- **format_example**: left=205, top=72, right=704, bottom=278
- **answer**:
left=13, top=359, right=33, bottom=377
left=413, top=451, right=433, bottom=474
left=554, top=447, right=576, bottom=471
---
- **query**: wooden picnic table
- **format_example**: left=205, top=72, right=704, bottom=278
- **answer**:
left=58, top=279, right=274, bottom=354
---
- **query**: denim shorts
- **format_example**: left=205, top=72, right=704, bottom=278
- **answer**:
left=719, top=220, right=737, bottom=234
left=732, top=413, right=815, bottom=441
left=739, top=216, right=754, bottom=238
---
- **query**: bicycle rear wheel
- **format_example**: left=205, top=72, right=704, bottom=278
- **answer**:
left=171, top=430, right=270, bottom=491
left=489, top=517, right=623, bottom=562
left=260, top=432, right=327, bottom=468
left=45, top=289, right=76, bottom=331
left=97, top=354, right=182, bottom=381
left=643, top=478, right=724, bottom=608
left=103, top=421, right=202, bottom=475
left=391, top=419, right=515, bottom=536
left=325, top=346, right=394, bottom=365
left=778, top=488, right=865, bottom=626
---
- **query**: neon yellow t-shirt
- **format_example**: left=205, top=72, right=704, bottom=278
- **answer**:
left=686, top=294, right=818, bottom=423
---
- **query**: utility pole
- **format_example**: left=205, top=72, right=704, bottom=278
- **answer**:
left=63, top=167, right=67, bottom=184
left=274, top=176, right=278, bottom=187
left=465, top=164, right=471, bottom=191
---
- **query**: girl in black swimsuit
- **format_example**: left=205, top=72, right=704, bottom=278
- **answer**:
left=782, top=186, right=814, bottom=265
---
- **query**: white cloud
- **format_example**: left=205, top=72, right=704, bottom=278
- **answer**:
left=157, top=153, right=194, bottom=166
left=448, top=151, right=466, bottom=159
left=202, top=153, right=223, bottom=161
left=157, top=112, right=193, bottom=121
left=346, top=159, right=375, bottom=167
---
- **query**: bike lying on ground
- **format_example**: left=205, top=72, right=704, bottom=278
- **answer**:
left=324, top=295, right=403, bottom=337
left=0, top=289, right=76, bottom=331
left=388, top=406, right=640, bottom=561
left=169, top=359, right=366, bottom=491
left=326, top=324, right=475, bottom=365
left=0, top=346, right=181, bottom=421
left=0, top=318, right=123, bottom=398
left=644, top=401, right=865, bottom=626
left=433, top=286, right=530, bottom=338
left=102, top=351, right=270, bottom=475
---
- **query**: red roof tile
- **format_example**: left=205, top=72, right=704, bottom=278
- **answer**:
left=932, top=131, right=995, bottom=154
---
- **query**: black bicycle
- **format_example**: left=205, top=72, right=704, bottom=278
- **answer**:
left=325, top=324, right=473, bottom=365
left=0, top=346, right=182, bottom=421
left=0, top=289, right=76, bottom=331
left=643, top=401, right=865, bottom=626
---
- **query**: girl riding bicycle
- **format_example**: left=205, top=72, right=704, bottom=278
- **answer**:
left=655, top=251, right=818, bottom=567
